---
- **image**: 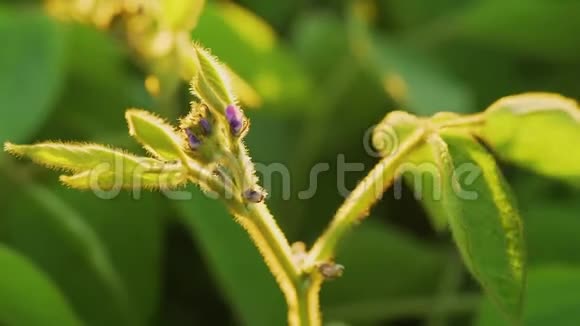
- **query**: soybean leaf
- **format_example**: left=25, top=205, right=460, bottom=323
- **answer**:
left=5, top=142, right=186, bottom=190
left=479, top=93, right=580, bottom=185
left=0, top=7, right=65, bottom=145
left=60, top=164, right=186, bottom=191
left=125, top=109, right=187, bottom=162
left=0, top=245, right=84, bottom=326
left=4, top=142, right=155, bottom=172
left=175, top=187, right=286, bottom=326
left=403, top=144, right=449, bottom=232
left=190, top=44, right=235, bottom=112
left=427, top=131, right=525, bottom=323
left=476, top=265, right=580, bottom=326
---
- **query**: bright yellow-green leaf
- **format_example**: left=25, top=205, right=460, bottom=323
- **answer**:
left=125, top=108, right=187, bottom=162
left=4, top=142, right=186, bottom=190
left=60, top=163, right=187, bottom=190
left=160, top=0, right=205, bottom=31
left=402, top=144, right=449, bottom=232
left=479, top=93, right=580, bottom=185
left=0, top=245, right=84, bottom=326
left=4, top=142, right=156, bottom=172
left=190, top=44, right=235, bottom=112
left=427, top=131, right=525, bottom=323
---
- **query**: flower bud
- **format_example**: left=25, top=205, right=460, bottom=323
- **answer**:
left=200, top=118, right=212, bottom=135
left=243, top=188, right=264, bottom=203
left=226, top=104, right=245, bottom=136
left=184, top=128, right=201, bottom=150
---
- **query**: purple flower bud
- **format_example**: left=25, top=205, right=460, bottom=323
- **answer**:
left=225, top=104, right=244, bottom=136
left=200, top=118, right=212, bottom=135
left=185, top=128, right=201, bottom=150
left=243, top=189, right=264, bottom=203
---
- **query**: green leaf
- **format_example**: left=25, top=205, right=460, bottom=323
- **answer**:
left=476, top=265, right=580, bottom=326
left=190, top=43, right=235, bottom=112
left=426, top=131, right=525, bottom=323
left=403, top=144, right=449, bottom=232
left=60, top=164, right=186, bottom=191
left=5, top=142, right=187, bottom=190
left=0, top=245, right=84, bottom=326
left=125, top=109, right=187, bottom=162
left=5, top=142, right=152, bottom=172
left=175, top=187, right=286, bottom=326
left=0, top=8, right=65, bottom=145
left=479, top=93, right=580, bottom=185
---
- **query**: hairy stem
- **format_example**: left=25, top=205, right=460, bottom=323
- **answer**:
left=224, top=143, right=317, bottom=325
left=304, top=128, right=425, bottom=268
left=294, top=274, right=324, bottom=326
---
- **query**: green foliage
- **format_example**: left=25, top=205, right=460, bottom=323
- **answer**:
left=190, top=44, right=236, bottom=112
left=1, top=1, right=579, bottom=326
left=478, top=93, right=580, bottom=185
left=126, top=109, right=187, bottom=162
left=5, top=142, right=186, bottom=190
left=0, top=245, right=83, bottom=326
left=431, top=132, right=525, bottom=322
left=0, top=6, right=65, bottom=145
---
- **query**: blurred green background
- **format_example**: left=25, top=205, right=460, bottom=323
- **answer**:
left=1, top=0, right=579, bottom=325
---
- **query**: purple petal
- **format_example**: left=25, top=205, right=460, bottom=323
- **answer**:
left=225, top=104, right=243, bottom=135
left=200, top=118, right=212, bottom=135
left=185, top=128, right=201, bottom=150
